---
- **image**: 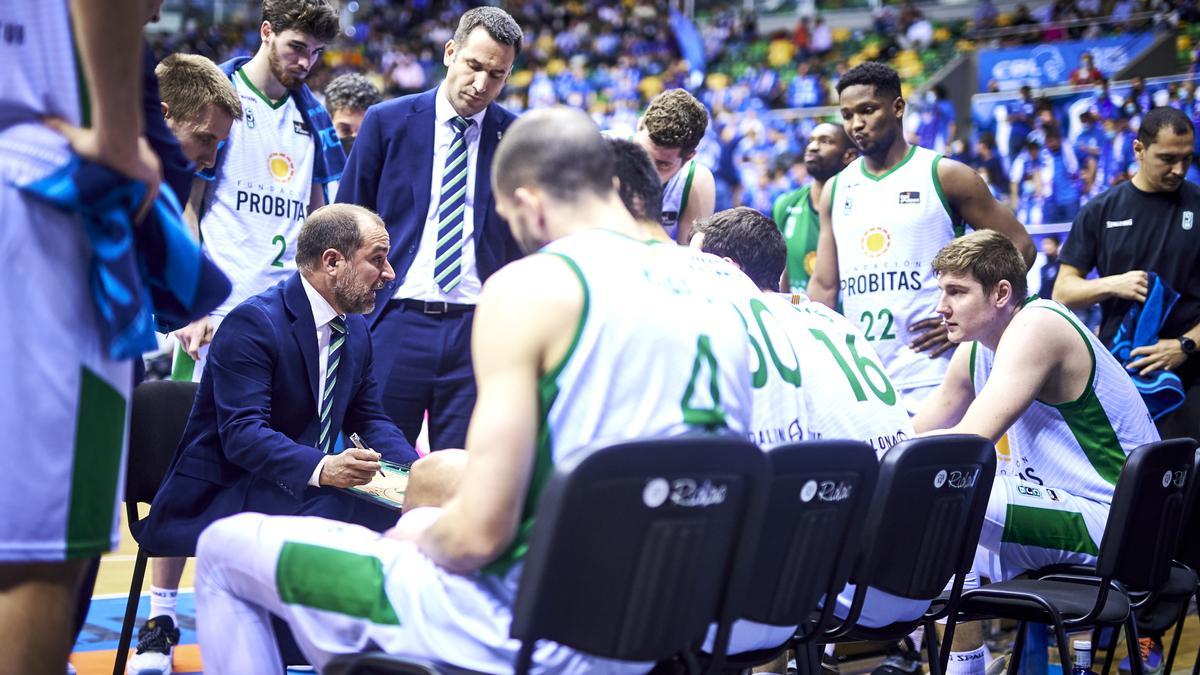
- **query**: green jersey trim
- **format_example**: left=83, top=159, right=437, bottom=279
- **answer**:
left=237, top=68, right=290, bottom=109
left=678, top=160, right=697, bottom=220
left=276, top=542, right=401, bottom=624
left=1001, top=504, right=1100, bottom=556
left=71, top=35, right=91, bottom=127
left=1028, top=303, right=1125, bottom=486
left=969, top=341, right=978, bottom=388
left=483, top=252, right=590, bottom=575
left=67, top=367, right=127, bottom=559
left=860, top=144, right=917, bottom=182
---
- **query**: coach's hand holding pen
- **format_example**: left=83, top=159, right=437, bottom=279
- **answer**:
left=350, top=432, right=387, bottom=478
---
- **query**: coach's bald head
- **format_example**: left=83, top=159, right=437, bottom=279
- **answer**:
left=492, top=107, right=629, bottom=253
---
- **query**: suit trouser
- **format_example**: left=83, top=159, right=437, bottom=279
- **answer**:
left=371, top=300, right=476, bottom=450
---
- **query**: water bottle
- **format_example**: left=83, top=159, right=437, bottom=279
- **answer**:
left=1073, top=639, right=1098, bottom=675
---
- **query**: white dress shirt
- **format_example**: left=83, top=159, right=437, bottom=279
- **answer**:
left=393, top=83, right=487, bottom=304
left=301, top=276, right=343, bottom=487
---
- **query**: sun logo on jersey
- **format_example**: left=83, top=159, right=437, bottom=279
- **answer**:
left=268, top=152, right=295, bottom=183
left=860, top=227, right=891, bottom=257
left=803, top=250, right=817, bottom=276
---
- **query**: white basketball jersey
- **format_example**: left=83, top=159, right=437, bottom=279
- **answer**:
left=970, top=298, right=1160, bottom=505
left=485, top=231, right=754, bottom=576
left=201, top=68, right=316, bottom=318
left=765, top=293, right=914, bottom=456
left=0, top=2, right=82, bottom=126
left=831, top=146, right=959, bottom=390
left=661, top=158, right=697, bottom=239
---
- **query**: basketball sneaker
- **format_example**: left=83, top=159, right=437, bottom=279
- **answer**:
left=1119, top=637, right=1163, bottom=674
left=126, top=615, right=178, bottom=675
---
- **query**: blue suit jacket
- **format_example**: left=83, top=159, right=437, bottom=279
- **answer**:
left=335, top=87, right=522, bottom=324
left=136, top=273, right=418, bottom=556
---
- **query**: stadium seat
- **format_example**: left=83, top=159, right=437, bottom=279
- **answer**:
left=715, top=440, right=880, bottom=672
left=324, top=433, right=770, bottom=675
left=817, top=435, right=999, bottom=675
left=939, top=438, right=1197, bottom=675
left=1157, top=444, right=1200, bottom=675
left=114, top=380, right=199, bottom=675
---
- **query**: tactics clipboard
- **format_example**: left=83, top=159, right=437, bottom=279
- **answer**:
left=342, top=460, right=410, bottom=511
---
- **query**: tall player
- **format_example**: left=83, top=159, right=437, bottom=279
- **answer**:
left=917, top=231, right=1159, bottom=675
left=0, top=2, right=159, bottom=672
left=134, top=2, right=342, bottom=672
left=772, top=122, right=857, bottom=293
left=808, top=62, right=1035, bottom=418
left=635, top=88, right=717, bottom=245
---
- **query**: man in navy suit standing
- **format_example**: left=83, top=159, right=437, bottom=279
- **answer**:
left=336, top=7, right=524, bottom=450
left=138, top=204, right=419, bottom=563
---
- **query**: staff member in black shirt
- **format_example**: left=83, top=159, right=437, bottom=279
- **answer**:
left=1054, top=106, right=1200, bottom=442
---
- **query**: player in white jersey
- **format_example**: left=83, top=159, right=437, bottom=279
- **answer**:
left=0, top=1, right=159, bottom=670
left=916, top=231, right=1159, bottom=675
left=169, top=0, right=340, bottom=381
left=635, top=89, right=716, bottom=244
left=693, top=208, right=922, bottom=660
left=809, top=62, right=1035, bottom=416
left=192, top=108, right=755, bottom=673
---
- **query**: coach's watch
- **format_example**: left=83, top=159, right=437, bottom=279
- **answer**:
left=1181, top=336, right=1198, bottom=355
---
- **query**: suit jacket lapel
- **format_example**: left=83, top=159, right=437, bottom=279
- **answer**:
left=407, top=89, right=437, bottom=232
left=283, top=275, right=321, bottom=406
left=474, top=105, right=504, bottom=240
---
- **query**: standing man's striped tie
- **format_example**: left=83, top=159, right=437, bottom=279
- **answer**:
left=434, top=115, right=475, bottom=293
left=319, top=316, right=346, bottom=453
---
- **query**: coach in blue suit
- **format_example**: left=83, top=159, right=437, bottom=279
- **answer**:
left=335, top=7, right=523, bottom=450
left=137, top=204, right=418, bottom=557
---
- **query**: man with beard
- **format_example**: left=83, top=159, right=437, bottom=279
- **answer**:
left=808, top=62, right=1035, bottom=419
left=137, top=203, right=418, bottom=585
left=170, top=0, right=343, bottom=382
left=772, top=122, right=857, bottom=292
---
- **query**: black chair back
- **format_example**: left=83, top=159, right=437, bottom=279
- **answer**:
left=1096, top=438, right=1196, bottom=592
left=126, top=380, right=198, bottom=505
left=509, top=434, right=768, bottom=666
left=1174, top=443, right=1200, bottom=570
left=855, top=435, right=997, bottom=600
left=740, top=440, right=878, bottom=628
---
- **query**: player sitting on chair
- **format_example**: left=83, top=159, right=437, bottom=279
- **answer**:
left=915, top=230, right=1160, bottom=675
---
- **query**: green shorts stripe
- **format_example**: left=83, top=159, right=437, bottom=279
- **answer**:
left=1001, top=503, right=1099, bottom=556
left=66, top=366, right=127, bottom=559
left=276, top=542, right=400, bottom=625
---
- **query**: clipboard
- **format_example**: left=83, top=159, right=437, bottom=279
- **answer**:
left=342, top=460, right=410, bottom=511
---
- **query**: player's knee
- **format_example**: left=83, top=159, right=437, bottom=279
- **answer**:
left=406, top=449, right=468, bottom=509
left=197, top=512, right=263, bottom=563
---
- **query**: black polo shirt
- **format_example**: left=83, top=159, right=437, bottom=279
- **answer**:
left=1060, top=179, right=1200, bottom=379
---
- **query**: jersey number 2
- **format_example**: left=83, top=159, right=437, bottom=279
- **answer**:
left=271, top=235, right=287, bottom=268
left=859, top=308, right=896, bottom=341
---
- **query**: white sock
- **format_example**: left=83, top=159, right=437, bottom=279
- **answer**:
left=149, top=585, right=179, bottom=624
left=909, top=625, right=925, bottom=653
left=947, top=646, right=991, bottom=675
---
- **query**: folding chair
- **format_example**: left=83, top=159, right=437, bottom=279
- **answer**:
left=324, top=433, right=770, bottom=675
left=1158, top=442, right=1200, bottom=675
left=940, top=438, right=1197, bottom=675
left=714, top=440, right=880, bottom=672
left=818, top=435, right=999, bottom=675
left=113, top=380, right=198, bottom=675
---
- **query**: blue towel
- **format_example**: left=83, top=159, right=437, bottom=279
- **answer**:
left=17, top=156, right=232, bottom=360
left=199, top=56, right=345, bottom=187
left=1107, top=271, right=1185, bottom=420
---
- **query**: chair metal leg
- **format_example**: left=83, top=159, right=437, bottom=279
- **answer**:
left=1052, top=622, right=1073, bottom=675
left=514, top=639, right=535, bottom=675
left=1163, top=600, right=1189, bottom=674
left=1126, top=614, right=1145, bottom=675
left=925, top=619, right=943, bottom=675
left=1102, top=622, right=1121, bottom=675
left=113, top=548, right=148, bottom=675
left=1007, top=621, right=1027, bottom=675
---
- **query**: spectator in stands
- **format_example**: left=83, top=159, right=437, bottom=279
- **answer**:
left=1090, top=77, right=1120, bottom=121
left=811, top=15, right=833, bottom=57
left=323, top=72, right=383, bottom=151
left=787, top=61, right=824, bottom=109
left=1075, top=110, right=1112, bottom=198
left=1041, top=125, right=1082, bottom=224
left=1128, top=75, right=1153, bottom=117
left=1068, top=52, right=1104, bottom=86
left=1039, top=234, right=1062, bottom=297
left=973, top=0, right=999, bottom=32
left=1110, top=107, right=1139, bottom=184
left=1011, top=137, right=1046, bottom=224
left=1006, top=85, right=1037, bottom=160
left=1009, top=3, right=1041, bottom=43
left=973, top=132, right=1009, bottom=204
